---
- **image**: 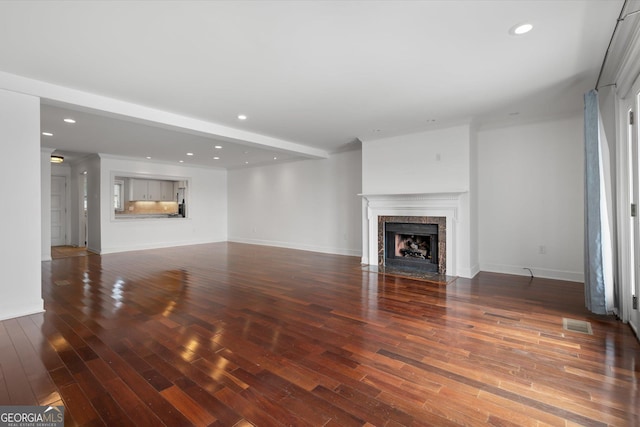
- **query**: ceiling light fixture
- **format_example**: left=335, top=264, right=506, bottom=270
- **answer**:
left=273, top=157, right=277, bottom=160
left=63, top=118, right=76, bottom=124
left=50, top=155, right=64, bottom=164
left=245, top=161, right=249, bottom=164
left=213, top=156, right=220, bottom=160
left=179, top=160, right=184, bottom=163
left=214, top=145, right=222, bottom=149
left=186, top=152, right=194, bottom=156
left=42, top=132, right=53, bottom=136
left=510, top=23, right=533, bottom=35
left=146, top=156, right=152, bottom=159
left=238, top=114, right=247, bottom=120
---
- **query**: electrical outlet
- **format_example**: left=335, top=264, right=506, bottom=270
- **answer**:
left=538, top=245, right=546, bottom=254
left=633, top=295, right=638, bottom=310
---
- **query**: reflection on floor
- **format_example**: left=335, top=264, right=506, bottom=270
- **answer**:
left=51, top=246, right=92, bottom=259
left=14, top=242, right=638, bottom=425
left=360, top=264, right=457, bottom=285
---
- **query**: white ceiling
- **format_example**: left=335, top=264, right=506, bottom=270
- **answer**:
left=0, top=1, right=625, bottom=168
left=40, top=103, right=304, bottom=168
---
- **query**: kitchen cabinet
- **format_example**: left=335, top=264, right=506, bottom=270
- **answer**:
left=130, top=179, right=162, bottom=201
left=147, top=180, right=161, bottom=200
left=161, top=181, right=176, bottom=201
left=130, top=179, right=147, bottom=200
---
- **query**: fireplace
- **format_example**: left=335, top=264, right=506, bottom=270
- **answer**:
left=378, top=215, right=446, bottom=274
left=385, top=223, right=438, bottom=272
left=362, top=193, right=467, bottom=277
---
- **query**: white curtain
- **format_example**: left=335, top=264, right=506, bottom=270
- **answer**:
left=584, top=89, right=614, bottom=315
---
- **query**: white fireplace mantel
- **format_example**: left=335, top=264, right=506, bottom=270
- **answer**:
left=360, top=192, right=472, bottom=277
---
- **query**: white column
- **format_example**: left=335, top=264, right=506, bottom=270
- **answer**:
left=0, top=89, right=44, bottom=320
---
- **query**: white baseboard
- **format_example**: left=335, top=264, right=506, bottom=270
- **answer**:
left=458, top=263, right=480, bottom=279
left=480, top=263, right=584, bottom=282
left=0, top=300, right=45, bottom=322
left=228, top=237, right=361, bottom=257
left=100, top=238, right=227, bottom=255
left=630, top=319, right=639, bottom=341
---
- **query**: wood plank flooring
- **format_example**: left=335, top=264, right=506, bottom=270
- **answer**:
left=1, top=242, right=638, bottom=426
left=51, top=246, right=92, bottom=260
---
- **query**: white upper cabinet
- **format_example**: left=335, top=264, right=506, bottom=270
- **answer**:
left=128, top=178, right=181, bottom=202
left=130, top=179, right=149, bottom=200
left=161, top=181, right=175, bottom=201
left=147, top=180, right=162, bottom=201
left=130, top=179, right=162, bottom=201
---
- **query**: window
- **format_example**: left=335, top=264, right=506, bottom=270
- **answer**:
left=114, top=180, right=124, bottom=211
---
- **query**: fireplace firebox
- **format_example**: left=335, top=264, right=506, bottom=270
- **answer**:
left=377, top=215, right=446, bottom=275
left=385, top=223, right=439, bottom=272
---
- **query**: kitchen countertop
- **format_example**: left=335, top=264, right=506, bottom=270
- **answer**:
left=115, top=213, right=183, bottom=219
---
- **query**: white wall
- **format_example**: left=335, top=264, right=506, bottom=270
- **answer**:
left=362, top=125, right=470, bottom=194
left=99, top=156, right=227, bottom=253
left=69, top=158, right=91, bottom=248
left=469, top=123, right=480, bottom=276
left=361, top=124, right=476, bottom=277
left=41, top=148, right=53, bottom=261
left=478, top=115, right=584, bottom=281
left=228, top=150, right=362, bottom=256
left=0, top=89, right=44, bottom=320
left=86, top=155, right=102, bottom=253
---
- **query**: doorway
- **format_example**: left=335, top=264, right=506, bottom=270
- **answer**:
left=51, top=175, right=67, bottom=246
left=621, top=75, right=640, bottom=334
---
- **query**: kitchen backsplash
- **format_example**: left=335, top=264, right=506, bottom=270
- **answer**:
left=117, top=201, right=179, bottom=215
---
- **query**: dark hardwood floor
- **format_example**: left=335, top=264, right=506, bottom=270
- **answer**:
left=51, top=245, right=92, bottom=260
left=1, top=242, right=638, bottom=426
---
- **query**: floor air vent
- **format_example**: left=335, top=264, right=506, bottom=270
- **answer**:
left=563, top=318, right=593, bottom=335
left=54, top=280, right=71, bottom=287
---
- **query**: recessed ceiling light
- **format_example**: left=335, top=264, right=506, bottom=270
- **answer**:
left=510, top=23, right=533, bottom=35
left=146, top=156, right=152, bottom=159
left=186, top=152, right=194, bottom=156
left=214, top=145, right=222, bottom=149
left=42, top=132, right=53, bottom=136
left=63, top=118, right=76, bottom=124
left=179, top=160, right=184, bottom=163
left=237, top=114, right=247, bottom=120
left=273, top=157, right=277, bottom=160
left=245, top=161, right=249, bottom=164
left=213, top=156, right=220, bottom=160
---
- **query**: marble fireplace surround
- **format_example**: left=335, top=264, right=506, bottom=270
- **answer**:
left=361, top=192, right=467, bottom=277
